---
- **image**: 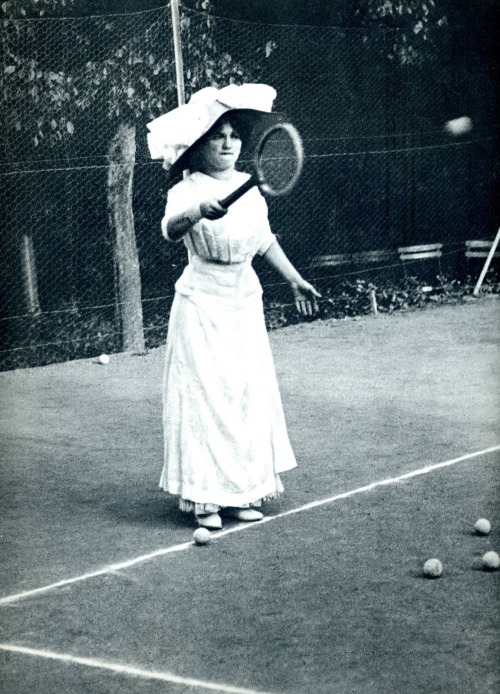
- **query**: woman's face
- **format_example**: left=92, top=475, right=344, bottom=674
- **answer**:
left=197, top=120, right=242, bottom=175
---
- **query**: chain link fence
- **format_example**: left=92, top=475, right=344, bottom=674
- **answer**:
left=1, top=3, right=498, bottom=370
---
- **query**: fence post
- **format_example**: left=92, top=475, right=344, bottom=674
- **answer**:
left=21, top=233, right=41, bottom=314
left=170, top=0, right=185, bottom=106
left=369, top=288, right=378, bottom=316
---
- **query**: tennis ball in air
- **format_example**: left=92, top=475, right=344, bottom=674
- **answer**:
left=98, top=354, right=110, bottom=365
left=193, top=528, right=211, bottom=546
left=482, top=551, right=500, bottom=571
left=423, top=558, right=443, bottom=578
left=444, top=116, right=472, bottom=136
left=474, top=518, right=491, bottom=536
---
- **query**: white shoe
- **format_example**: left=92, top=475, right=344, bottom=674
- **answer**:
left=196, top=512, right=222, bottom=530
left=221, top=508, right=264, bottom=522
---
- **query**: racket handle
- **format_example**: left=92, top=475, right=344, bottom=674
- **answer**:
left=219, top=176, right=257, bottom=208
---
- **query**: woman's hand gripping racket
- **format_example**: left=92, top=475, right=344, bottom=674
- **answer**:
left=219, top=122, right=304, bottom=208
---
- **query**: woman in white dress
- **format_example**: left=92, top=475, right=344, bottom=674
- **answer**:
left=147, top=85, right=320, bottom=530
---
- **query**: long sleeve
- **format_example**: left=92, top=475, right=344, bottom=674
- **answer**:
left=161, top=172, right=276, bottom=263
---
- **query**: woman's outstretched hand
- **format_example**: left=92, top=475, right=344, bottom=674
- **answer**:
left=260, top=241, right=322, bottom=316
left=291, top=279, right=321, bottom=316
left=200, top=198, right=228, bottom=221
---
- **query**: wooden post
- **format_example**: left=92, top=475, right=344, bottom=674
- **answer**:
left=473, top=228, right=500, bottom=296
left=170, top=0, right=185, bottom=106
left=21, top=233, right=41, bottom=314
left=369, top=288, right=378, bottom=316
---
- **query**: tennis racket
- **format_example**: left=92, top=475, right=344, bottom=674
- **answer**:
left=219, top=122, right=304, bottom=208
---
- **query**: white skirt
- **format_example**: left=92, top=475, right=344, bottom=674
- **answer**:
left=160, top=255, right=297, bottom=509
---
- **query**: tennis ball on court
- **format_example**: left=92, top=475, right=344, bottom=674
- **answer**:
left=444, top=116, right=472, bottom=136
left=423, top=558, right=443, bottom=578
left=98, top=353, right=110, bottom=365
left=474, top=518, right=491, bottom=535
left=482, top=551, right=500, bottom=571
left=193, top=528, right=211, bottom=546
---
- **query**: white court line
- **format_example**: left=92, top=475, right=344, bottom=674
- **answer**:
left=0, top=643, right=274, bottom=694
left=1, top=444, right=499, bottom=607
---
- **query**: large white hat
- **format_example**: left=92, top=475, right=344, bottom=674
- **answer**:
left=146, top=83, right=277, bottom=175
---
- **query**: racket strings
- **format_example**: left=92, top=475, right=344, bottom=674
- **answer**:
left=256, top=125, right=303, bottom=195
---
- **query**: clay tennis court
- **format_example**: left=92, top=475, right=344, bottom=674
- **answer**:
left=1, top=298, right=499, bottom=693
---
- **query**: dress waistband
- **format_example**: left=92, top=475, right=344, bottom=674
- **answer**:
left=175, top=254, right=261, bottom=304
left=192, top=255, right=246, bottom=267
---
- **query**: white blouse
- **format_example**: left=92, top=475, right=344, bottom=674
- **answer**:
left=162, top=171, right=276, bottom=264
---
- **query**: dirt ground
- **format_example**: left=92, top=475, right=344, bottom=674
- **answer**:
left=0, top=297, right=499, bottom=693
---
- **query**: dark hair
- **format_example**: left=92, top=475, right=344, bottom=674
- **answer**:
left=169, top=110, right=282, bottom=182
left=188, top=114, right=247, bottom=163
left=169, top=112, right=254, bottom=181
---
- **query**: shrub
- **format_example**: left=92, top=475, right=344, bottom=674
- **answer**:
left=264, top=272, right=499, bottom=330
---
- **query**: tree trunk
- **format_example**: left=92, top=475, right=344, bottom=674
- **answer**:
left=108, top=122, right=145, bottom=353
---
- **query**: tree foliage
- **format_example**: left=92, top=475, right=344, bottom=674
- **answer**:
left=2, top=0, right=79, bottom=147
left=1, top=0, right=73, bottom=18
left=2, top=0, right=273, bottom=148
left=2, top=0, right=275, bottom=351
left=3, top=0, right=450, bottom=149
left=352, top=0, right=448, bottom=65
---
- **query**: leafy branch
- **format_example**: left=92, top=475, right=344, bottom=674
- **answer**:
left=353, top=0, right=448, bottom=65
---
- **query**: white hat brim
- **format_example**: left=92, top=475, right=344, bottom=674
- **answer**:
left=146, top=84, right=277, bottom=171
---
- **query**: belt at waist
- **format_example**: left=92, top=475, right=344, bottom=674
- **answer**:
left=196, top=256, right=245, bottom=266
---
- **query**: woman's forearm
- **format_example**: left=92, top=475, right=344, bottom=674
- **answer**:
left=263, top=239, right=321, bottom=315
left=262, top=240, right=303, bottom=286
left=162, top=199, right=228, bottom=241
left=162, top=203, right=204, bottom=242
left=163, top=213, right=193, bottom=242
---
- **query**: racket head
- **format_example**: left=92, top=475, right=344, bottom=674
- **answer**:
left=254, top=122, right=304, bottom=197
